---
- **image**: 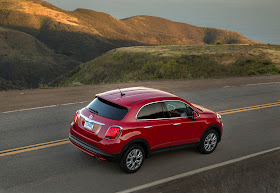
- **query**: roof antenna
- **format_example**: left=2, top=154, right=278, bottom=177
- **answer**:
left=118, top=87, right=125, bottom=96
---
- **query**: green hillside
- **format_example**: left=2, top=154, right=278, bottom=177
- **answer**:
left=0, top=27, right=79, bottom=90
left=52, top=45, right=280, bottom=87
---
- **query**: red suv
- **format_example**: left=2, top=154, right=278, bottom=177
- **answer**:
left=69, top=87, right=223, bottom=173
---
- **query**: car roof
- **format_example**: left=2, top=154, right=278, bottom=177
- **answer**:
left=96, top=87, right=177, bottom=108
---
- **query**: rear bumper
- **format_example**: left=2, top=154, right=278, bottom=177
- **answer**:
left=69, top=134, right=120, bottom=162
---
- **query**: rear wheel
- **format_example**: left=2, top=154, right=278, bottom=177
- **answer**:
left=199, top=129, right=218, bottom=154
left=120, top=145, right=145, bottom=173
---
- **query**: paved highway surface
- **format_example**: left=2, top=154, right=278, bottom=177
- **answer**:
left=0, top=83, right=279, bottom=193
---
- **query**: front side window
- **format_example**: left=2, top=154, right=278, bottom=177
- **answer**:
left=137, top=102, right=166, bottom=120
left=164, top=101, right=193, bottom=118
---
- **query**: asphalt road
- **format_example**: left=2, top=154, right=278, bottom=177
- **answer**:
left=0, top=82, right=279, bottom=193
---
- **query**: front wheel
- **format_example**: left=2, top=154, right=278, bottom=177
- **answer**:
left=198, top=129, right=218, bottom=154
left=120, top=145, right=145, bottom=173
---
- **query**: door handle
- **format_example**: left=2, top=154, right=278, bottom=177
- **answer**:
left=173, top=123, right=181, bottom=126
left=144, top=126, right=152, bottom=129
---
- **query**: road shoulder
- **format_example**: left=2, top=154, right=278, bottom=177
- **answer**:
left=0, top=75, right=279, bottom=112
left=142, top=150, right=280, bottom=193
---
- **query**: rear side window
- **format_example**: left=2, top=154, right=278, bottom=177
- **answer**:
left=86, top=97, right=128, bottom=120
left=137, top=102, right=166, bottom=120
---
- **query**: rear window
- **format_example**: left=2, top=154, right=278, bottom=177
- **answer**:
left=86, top=97, right=128, bottom=120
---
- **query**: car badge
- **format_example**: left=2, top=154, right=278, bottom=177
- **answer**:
left=89, top=115, right=93, bottom=119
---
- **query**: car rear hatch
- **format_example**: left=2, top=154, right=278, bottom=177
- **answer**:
left=74, top=97, right=128, bottom=142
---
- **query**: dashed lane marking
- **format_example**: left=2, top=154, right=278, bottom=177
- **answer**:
left=1, top=101, right=89, bottom=114
left=0, top=100, right=279, bottom=157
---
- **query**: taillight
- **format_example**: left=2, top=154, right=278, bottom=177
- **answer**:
left=105, top=126, right=122, bottom=140
left=74, top=110, right=80, bottom=122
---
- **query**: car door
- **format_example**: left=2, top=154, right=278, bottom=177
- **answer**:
left=136, top=102, right=172, bottom=150
left=164, top=101, right=201, bottom=146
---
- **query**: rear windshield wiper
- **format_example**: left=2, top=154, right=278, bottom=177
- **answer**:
left=88, top=107, right=98, bottom=115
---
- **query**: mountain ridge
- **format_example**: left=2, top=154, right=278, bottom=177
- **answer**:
left=0, top=0, right=261, bottom=90
left=0, top=0, right=258, bottom=61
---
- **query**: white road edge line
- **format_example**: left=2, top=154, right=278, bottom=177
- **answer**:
left=245, top=82, right=280, bottom=86
left=223, top=81, right=280, bottom=88
left=1, top=101, right=90, bottom=114
left=2, top=81, right=279, bottom=113
left=117, top=146, right=280, bottom=193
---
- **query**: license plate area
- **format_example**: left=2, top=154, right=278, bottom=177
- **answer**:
left=84, top=121, right=94, bottom=131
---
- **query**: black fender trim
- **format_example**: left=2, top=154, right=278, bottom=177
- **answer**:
left=200, top=124, right=222, bottom=143
left=151, top=142, right=199, bottom=155
left=120, top=138, right=151, bottom=158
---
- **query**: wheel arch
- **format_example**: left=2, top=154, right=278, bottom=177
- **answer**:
left=201, top=124, right=222, bottom=142
left=120, top=138, right=151, bottom=159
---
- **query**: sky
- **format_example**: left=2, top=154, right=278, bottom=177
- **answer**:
left=45, top=0, right=280, bottom=44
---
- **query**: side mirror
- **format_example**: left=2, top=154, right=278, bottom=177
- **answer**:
left=191, top=111, right=198, bottom=121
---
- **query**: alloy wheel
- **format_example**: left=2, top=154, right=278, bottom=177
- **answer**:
left=126, top=149, right=143, bottom=171
left=204, top=133, right=217, bottom=152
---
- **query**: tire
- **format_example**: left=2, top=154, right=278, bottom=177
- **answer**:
left=120, top=144, right=145, bottom=173
left=198, top=129, right=218, bottom=154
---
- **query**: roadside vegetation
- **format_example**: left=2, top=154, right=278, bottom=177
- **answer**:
left=52, top=44, right=280, bottom=87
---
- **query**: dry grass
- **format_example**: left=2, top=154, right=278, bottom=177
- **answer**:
left=261, top=49, right=280, bottom=68
left=53, top=44, right=280, bottom=87
left=19, top=1, right=80, bottom=26
left=1, top=0, right=82, bottom=26
left=119, top=45, right=280, bottom=66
